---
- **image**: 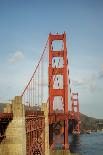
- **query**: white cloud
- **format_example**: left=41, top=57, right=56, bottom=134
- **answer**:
left=72, top=63, right=103, bottom=92
left=72, top=79, right=87, bottom=87
left=72, top=77, right=97, bottom=91
left=8, top=51, right=24, bottom=64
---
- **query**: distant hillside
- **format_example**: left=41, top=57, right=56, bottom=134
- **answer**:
left=80, top=113, right=103, bottom=132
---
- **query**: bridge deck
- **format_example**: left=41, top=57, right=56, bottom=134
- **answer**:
left=0, top=113, right=13, bottom=121
left=0, top=111, right=79, bottom=123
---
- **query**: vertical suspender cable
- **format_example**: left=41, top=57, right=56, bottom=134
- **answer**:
left=41, top=58, right=43, bottom=104
left=38, top=66, right=39, bottom=106
left=33, top=77, right=34, bottom=107
left=31, top=80, right=33, bottom=107
left=35, top=74, right=36, bottom=106
left=29, top=85, right=30, bottom=109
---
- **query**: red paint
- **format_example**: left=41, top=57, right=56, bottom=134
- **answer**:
left=71, top=93, right=80, bottom=134
left=48, top=32, right=69, bottom=149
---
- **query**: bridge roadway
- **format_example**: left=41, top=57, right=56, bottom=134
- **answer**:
left=0, top=112, right=13, bottom=121
left=0, top=111, right=78, bottom=124
left=0, top=110, right=79, bottom=141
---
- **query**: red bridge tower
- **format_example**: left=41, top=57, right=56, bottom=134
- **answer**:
left=48, top=32, right=69, bottom=149
left=71, top=93, right=80, bottom=134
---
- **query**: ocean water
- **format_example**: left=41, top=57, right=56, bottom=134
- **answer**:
left=69, top=131, right=103, bottom=155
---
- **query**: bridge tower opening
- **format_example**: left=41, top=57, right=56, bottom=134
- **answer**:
left=48, top=32, right=69, bottom=149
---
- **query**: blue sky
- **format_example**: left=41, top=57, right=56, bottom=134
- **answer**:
left=0, top=0, right=103, bottom=118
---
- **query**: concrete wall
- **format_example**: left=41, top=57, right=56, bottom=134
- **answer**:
left=0, top=96, right=26, bottom=155
left=3, top=103, right=12, bottom=113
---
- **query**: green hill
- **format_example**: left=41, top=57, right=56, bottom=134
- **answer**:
left=80, top=113, right=103, bottom=132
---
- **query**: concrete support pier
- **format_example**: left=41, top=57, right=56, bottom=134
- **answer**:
left=0, top=96, right=26, bottom=155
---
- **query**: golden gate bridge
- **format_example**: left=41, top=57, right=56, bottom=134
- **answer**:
left=0, top=32, right=80, bottom=155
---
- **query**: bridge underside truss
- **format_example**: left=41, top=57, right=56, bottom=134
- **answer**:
left=26, top=111, right=45, bottom=155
